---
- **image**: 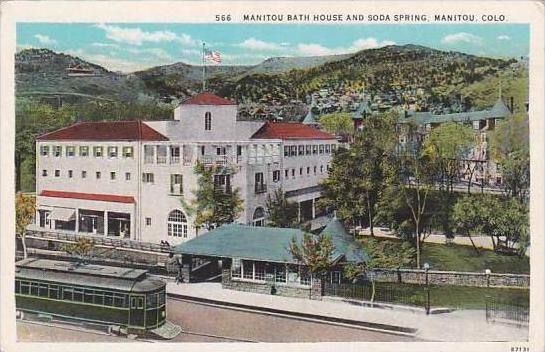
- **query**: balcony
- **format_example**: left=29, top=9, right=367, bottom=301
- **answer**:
left=255, top=183, right=267, bottom=194
left=198, top=155, right=236, bottom=166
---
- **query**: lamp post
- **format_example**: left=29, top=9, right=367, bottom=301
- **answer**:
left=423, top=262, right=430, bottom=315
left=485, top=268, right=491, bottom=287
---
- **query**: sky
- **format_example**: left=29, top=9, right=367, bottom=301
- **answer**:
left=17, top=23, right=529, bottom=73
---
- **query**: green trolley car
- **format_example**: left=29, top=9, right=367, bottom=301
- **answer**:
left=15, top=258, right=168, bottom=335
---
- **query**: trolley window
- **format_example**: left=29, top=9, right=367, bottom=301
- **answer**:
left=83, top=289, right=94, bottom=303
left=74, top=288, right=84, bottom=302
left=49, top=284, right=59, bottom=299
left=157, top=292, right=165, bottom=306
left=15, top=281, right=20, bottom=294
left=39, top=283, right=49, bottom=297
left=113, top=293, right=125, bottom=308
left=137, top=297, right=144, bottom=309
left=20, top=281, right=30, bottom=295
left=147, top=293, right=157, bottom=308
left=30, top=282, right=39, bottom=296
left=62, top=287, right=73, bottom=301
left=104, top=292, right=114, bottom=306
left=94, top=290, right=104, bottom=305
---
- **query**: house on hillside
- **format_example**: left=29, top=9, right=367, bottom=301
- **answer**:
left=173, top=219, right=368, bottom=299
left=32, top=92, right=338, bottom=245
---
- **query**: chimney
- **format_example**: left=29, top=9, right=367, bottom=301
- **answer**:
left=509, top=97, right=514, bottom=113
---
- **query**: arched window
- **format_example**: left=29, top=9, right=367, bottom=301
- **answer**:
left=204, top=112, right=212, bottom=131
left=167, top=210, right=188, bottom=238
left=252, top=207, right=265, bottom=227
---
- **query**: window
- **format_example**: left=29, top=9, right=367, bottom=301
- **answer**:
left=55, top=170, right=60, bottom=177
left=170, top=146, right=180, bottom=164
left=42, top=170, right=47, bottom=177
left=108, top=146, right=118, bottom=158
left=306, top=145, right=311, bottom=155
left=167, top=210, right=188, bottom=238
left=243, top=261, right=253, bottom=279
left=142, top=173, right=154, bottom=184
left=79, top=146, right=89, bottom=157
left=110, top=172, right=116, bottom=180
left=216, top=147, right=226, bottom=156
left=314, top=166, right=317, bottom=174
left=62, top=287, right=73, bottom=301
left=48, top=284, right=58, bottom=299
left=146, top=217, right=152, bottom=226
left=298, top=145, right=305, bottom=156
left=104, top=292, right=113, bottom=306
left=255, top=172, right=266, bottom=193
left=74, top=288, right=84, bottom=302
left=96, top=171, right=101, bottom=179
left=39, top=283, right=48, bottom=297
left=122, top=146, right=133, bottom=158
left=82, top=170, right=87, bottom=178
left=231, top=258, right=242, bottom=278
left=312, top=145, right=318, bottom=154
left=20, top=281, right=30, bottom=295
left=284, top=146, right=290, bottom=157
left=54, top=146, right=62, bottom=157
left=68, top=170, right=73, bottom=178
left=94, top=146, right=103, bottom=157
left=307, top=166, right=310, bottom=175
left=214, top=175, right=231, bottom=193
left=40, top=145, right=49, bottom=156
left=125, top=172, right=131, bottom=181
left=290, top=146, right=297, bottom=156
left=15, top=280, right=20, bottom=293
left=204, top=112, right=212, bottom=130
left=273, top=170, right=280, bottom=182
left=170, top=174, right=183, bottom=195
left=325, top=144, right=331, bottom=153
left=253, top=207, right=265, bottom=226
left=299, top=167, right=303, bottom=175
left=285, top=169, right=289, bottom=178
left=200, top=145, right=205, bottom=156
left=332, top=144, right=337, bottom=152
left=144, top=145, right=155, bottom=163
left=319, top=145, right=324, bottom=154
left=275, top=264, right=287, bottom=283
left=291, top=169, right=295, bottom=178
left=320, top=165, right=324, bottom=173
left=157, top=145, right=167, bottom=164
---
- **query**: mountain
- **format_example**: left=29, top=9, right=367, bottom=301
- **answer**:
left=16, top=45, right=520, bottom=112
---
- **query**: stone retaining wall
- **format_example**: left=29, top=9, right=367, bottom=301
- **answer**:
left=221, top=269, right=321, bottom=299
left=370, top=268, right=529, bottom=288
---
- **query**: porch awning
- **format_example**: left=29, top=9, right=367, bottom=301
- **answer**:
left=49, top=208, right=76, bottom=222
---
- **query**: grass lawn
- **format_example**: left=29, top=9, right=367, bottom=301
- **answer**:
left=327, top=281, right=529, bottom=309
left=359, top=237, right=530, bottom=274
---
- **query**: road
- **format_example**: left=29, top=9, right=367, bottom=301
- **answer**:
left=17, top=298, right=416, bottom=343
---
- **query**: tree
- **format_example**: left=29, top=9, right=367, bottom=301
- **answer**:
left=452, top=195, right=485, bottom=254
left=15, top=192, right=35, bottom=259
left=318, top=112, right=354, bottom=136
left=365, top=238, right=416, bottom=269
left=289, top=233, right=335, bottom=284
left=265, top=188, right=298, bottom=228
left=61, top=237, right=95, bottom=262
left=190, top=162, right=244, bottom=231
left=489, top=113, right=530, bottom=202
left=321, top=113, right=398, bottom=235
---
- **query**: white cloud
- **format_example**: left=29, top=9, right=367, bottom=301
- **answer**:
left=91, top=42, right=119, bottom=48
left=441, top=32, right=482, bottom=45
left=236, top=37, right=283, bottom=51
left=297, top=37, right=395, bottom=56
left=34, top=34, right=56, bottom=45
left=127, top=47, right=173, bottom=61
left=95, top=24, right=197, bottom=46
left=63, top=48, right=165, bottom=72
left=497, top=35, right=511, bottom=41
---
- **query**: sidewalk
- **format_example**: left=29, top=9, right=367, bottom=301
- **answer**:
left=166, top=282, right=528, bottom=342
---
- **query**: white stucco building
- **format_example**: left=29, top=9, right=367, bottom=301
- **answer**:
left=34, top=92, right=338, bottom=245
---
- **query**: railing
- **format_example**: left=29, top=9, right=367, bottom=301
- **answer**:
left=25, top=226, right=172, bottom=254
left=197, top=155, right=235, bottom=166
left=486, top=295, right=529, bottom=326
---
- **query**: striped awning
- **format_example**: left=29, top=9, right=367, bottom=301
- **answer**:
left=48, top=208, right=75, bottom=222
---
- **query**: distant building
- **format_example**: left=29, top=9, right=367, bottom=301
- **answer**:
left=34, top=92, right=338, bottom=245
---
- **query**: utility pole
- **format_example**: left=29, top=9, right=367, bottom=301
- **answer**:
left=202, top=42, right=206, bottom=92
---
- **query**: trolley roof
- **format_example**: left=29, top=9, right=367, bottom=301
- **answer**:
left=15, top=259, right=163, bottom=292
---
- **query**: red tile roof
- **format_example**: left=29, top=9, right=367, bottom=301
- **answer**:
left=181, top=92, right=236, bottom=106
left=39, top=190, right=135, bottom=204
left=37, top=120, right=169, bottom=141
left=251, top=122, right=337, bottom=140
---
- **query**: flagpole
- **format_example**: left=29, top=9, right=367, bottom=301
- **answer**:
left=202, top=42, right=206, bottom=92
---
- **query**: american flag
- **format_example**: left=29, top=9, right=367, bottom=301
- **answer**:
left=204, top=49, right=222, bottom=64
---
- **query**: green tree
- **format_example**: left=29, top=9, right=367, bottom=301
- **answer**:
left=289, top=233, right=335, bottom=286
left=61, top=237, right=95, bottom=262
left=265, top=188, right=298, bottom=228
left=321, top=113, right=398, bottom=235
left=452, top=195, right=485, bottom=254
left=318, top=112, right=354, bottom=136
left=15, top=192, right=35, bottom=259
left=489, top=113, right=530, bottom=202
left=190, top=162, right=244, bottom=231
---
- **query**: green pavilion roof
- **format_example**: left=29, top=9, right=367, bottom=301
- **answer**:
left=175, top=221, right=369, bottom=264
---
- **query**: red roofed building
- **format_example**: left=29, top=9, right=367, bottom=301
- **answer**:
left=33, top=91, right=339, bottom=246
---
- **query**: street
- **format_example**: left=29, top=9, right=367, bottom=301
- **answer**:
left=17, top=298, right=416, bottom=343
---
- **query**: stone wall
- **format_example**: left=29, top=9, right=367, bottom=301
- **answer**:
left=369, top=268, right=530, bottom=288
left=221, top=269, right=314, bottom=299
